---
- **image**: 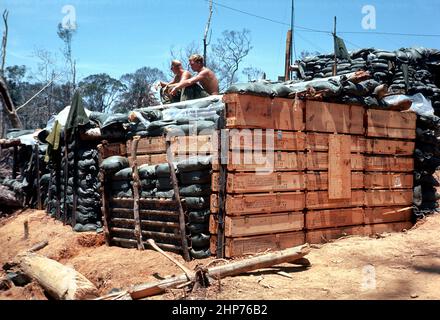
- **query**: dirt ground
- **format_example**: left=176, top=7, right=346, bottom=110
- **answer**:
left=0, top=209, right=439, bottom=300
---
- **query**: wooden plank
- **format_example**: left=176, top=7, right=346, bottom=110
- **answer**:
left=213, top=151, right=306, bottom=172
left=364, top=207, right=412, bottom=224
left=127, top=137, right=166, bottom=155
left=365, top=139, right=415, bottom=155
left=213, top=192, right=305, bottom=215
left=100, top=142, right=127, bottom=159
left=366, top=109, right=416, bottom=139
left=170, top=134, right=216, bottom=155
left=306, top=172, right=364, bottom=190
left=306, top=190, right=364, bottom=210
left=365, top=156, right=414, bottom=172
left=223, top=232, right=306, bottom=258
left=213, top=171, right=305, bottom=193
left=222, top=212, right=304, bottom=237
left=229, top=130, right=306, bottom=151
left=306, top=226, right=365, bottom=244
left=224, top=94, right=305, bottom=130
left=364, top=173, right=413, bottom=189
left=363, top=221, right=413, bottom=235
left=128, top=154, right=192, bottom=166
left=364, top=190, right=413, bottom=207
left=305, top=208, right=364, bottom=230
left=110, top=218, right=180, bottom=229
left=328, top=135, right=351, bottom=199
left=307, top=152, right=364, bottom=171
left=306, top=133, right=365, bottom=153
left=305, top=100, right=364, bottom=134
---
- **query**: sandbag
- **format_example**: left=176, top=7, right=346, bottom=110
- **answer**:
left=183, top=197, right=210, bottom=210
left=188, top=210, right=211, bottom=223
left=190, top=233, right=210, bottom=249
left=113, top=168, right=133, bottom=181
left=180, top=171, right=211, bottom=185
left=190, top=248, right=211, bottom=259
left=138, top=165, right=157, bottom=179
left=177, top=156, right=212, bottom=173
left=100, top=156, right=129, bottom=173
left=179, top=184, right=211, bottom=197
left=187, top=222, right=209, bottom=234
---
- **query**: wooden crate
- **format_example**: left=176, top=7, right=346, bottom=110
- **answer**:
left=305, top=100, right=364, bottom=135
left=100, top=142, right=127, bottom=159
left=212, top=231, right=306, bottom=258
left=305, top=208, right=364, bottom=230
left=213, top=151, right=306, bottom=172
left=364, top=190, right=413, bottom=207
left=211, top=192, right=305, bottom=215
left=306, top=225, right=365, bottom=244
left=224, top=94, right=305, bottom=130
left=365, top=156, right=413, bottom=172
left=228, top=129, right=306, bottom=151
left=366, top=109, right=416, bottom=139
left=365, top=138, right=415, bottom=155
left=306, top=172, right=364, bottom=190
left=306, top=133, right=366, bottom=153
left=212, top=171, right=305, bottom=193
left=364, top=207, right=412, bottom=225
left=128, top=154, right=167, bottom=166
left=127, top=136, right=166, bottom=155
left=210, top=212, right=304, bottom=237
left=364, top=173, right=413, bottom=189
left=306, top=190, right=365, bottom=210
left=363, top=221, right=413, bottom=235
left=170, top=134, right=216, bottom=155
left=306, top=152, right=364, bottom=171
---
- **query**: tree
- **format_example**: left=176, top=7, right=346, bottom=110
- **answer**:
left=242, top=66, right=265, bottom=82
left=211, top=29, right=252, bottom=90
left=57, top=22, right=77, bottom=100
left=79, top=73, right=125, bottom=113
left=115, top=67, right=166, bottom=112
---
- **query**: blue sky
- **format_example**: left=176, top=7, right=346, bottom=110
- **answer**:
left=2, top=0, right=440, bottom=83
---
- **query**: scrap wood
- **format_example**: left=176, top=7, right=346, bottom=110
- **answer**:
left=96, top=244, right=310, bottom=300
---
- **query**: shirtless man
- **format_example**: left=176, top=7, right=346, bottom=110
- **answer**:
left=158, top=60, right=192, bottom=103
left=170, top=54, right=219, bottom=100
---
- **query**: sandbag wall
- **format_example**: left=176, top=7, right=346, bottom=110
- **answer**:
left=100, top=134, right=216, bottom=259
left=210, top=93, right=416, bottom=258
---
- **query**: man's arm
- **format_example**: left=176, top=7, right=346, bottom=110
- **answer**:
left=171, top=71, right=206, bottom=93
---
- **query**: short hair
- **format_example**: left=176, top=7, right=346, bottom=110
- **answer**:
left=189, top=54, right=204, bottom=64
left=171, top=60, right=182, bottom=67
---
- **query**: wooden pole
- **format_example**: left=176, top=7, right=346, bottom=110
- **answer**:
left=34, top=144, right=42, bottom=210
left=71, top=133, right=78, bottom=227
left=97, top=143, right=111, bottom=246
left=165, top=138, right=191, bottom=262
left=216, top=110, right=227, bottom=258
left=332, top=16, right=337, bottom=76
left=12, top=145, right=17, bottom=179
left=62, top=135, right=69, bottom=225
left=131, top=136, right=145, bottom=250
left=284, top=30, right=292, bottom=81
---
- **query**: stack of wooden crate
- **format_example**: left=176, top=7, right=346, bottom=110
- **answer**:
left=210, top=94, right=307, bottom=258
left=211, top=94, right=417, bottom=258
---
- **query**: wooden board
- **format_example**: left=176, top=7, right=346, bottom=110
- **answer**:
left=224, top=94, right=305, bottom=130
left=127, top=137, right=166, bottom=155
left=306, top=152, right=364, bottom=171
left=328, top=135, right=352, bottom=199
left=210, top=212, right=304, bottom=237
left=212, top=171, right=305, bottom=193
left=305, top=208, right=364, bottom=230
left=220, top=232, right=306, bottom=258
left=229, top=130, right=306, bottom=151
left=170, top=134, right=216, bottom=155
left=364, top=207, right=412, bottom=225
left=364, top=189, right=413, bottom=207
left=100, top=142, right=127, bottom=159
left=211, top=192, right=305, bottom=215
left=306, top=133, right=365, bottom=153
left=365, top=156, right=414, bottom=172
left=366, top=109, right=416, bottom=139
left=365, top=139, right=415, bottom=155
left=305, top=100, right=364, bottom=135
left=306, top=190, right=364, bottom=210
left=306, top=172, right=364, bottom=190
left=306, top=225, right=365, bottom=244
left=364, top=173, right=413, bottom=189
left=213, top=151, right=306, bottom=172
left=363, top=221, right=413, bottom=235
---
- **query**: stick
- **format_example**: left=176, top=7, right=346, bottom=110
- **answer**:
left=131, top=136, right=144, bottom=250
left=165, top=138, right=190, bottom=262
left=97, top=144, right=111, bottom=245
left=28, top=240, right=48, bottom=253
left=146, top=238, right=193, bottom=279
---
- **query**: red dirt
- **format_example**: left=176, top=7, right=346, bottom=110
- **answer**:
left=0, top=209, right=439, bottom=300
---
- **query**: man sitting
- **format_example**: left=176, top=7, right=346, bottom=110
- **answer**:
left=158, top=60, right=192, bottom=103
left=170, top=54, right=219, bottom=101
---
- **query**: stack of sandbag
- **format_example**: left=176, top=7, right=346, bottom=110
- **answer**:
left=74, top=145, right=102, bottom=232
left=59, top=140, right=75, bottom=224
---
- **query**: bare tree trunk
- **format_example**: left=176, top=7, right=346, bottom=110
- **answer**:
left=0, top=76, right=23, bottom=129
left=1, top=10, right=8, bottom=77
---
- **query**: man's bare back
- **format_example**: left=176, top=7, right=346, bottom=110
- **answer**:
left=197, top=67, right=219, bottom=95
